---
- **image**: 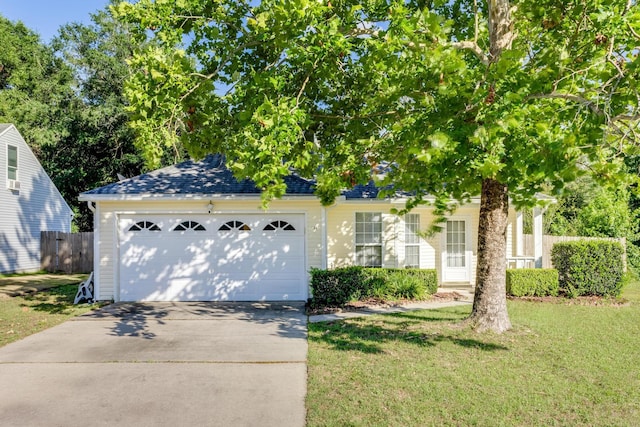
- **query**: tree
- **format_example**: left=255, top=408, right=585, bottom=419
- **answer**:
left=44, top=9, right=146, bottom=230
left=545, top=177, right=635, bottom=239
left=114, top=0, right=640, bottom=332
left=0, top=15, right=74, bottom=150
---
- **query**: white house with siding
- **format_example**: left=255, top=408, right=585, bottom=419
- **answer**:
left=80, top=155, right=545, bottom=302
left=0, top=124, right=73, bottom=273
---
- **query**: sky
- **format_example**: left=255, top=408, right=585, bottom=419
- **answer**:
left=1, top=0, right=111, bottom=42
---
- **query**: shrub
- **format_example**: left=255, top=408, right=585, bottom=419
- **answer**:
left=506, top=269, right=559, bottom=297
left=626, top=243, right=640, bottom=276
left=551, top=240, right=625, bottom=297
left=308, top=267, right=366, bottom=307
left=309, top=267, right=438, bottom=307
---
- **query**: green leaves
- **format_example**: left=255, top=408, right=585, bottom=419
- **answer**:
left=113, top=0, right=639, bottom=212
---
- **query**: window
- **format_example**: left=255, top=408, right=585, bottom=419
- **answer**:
left=218, top=221, right=251, bottom=231
left=263, top=220, right=295, bottom=231
left=7, top=145, right=17, bottom=180
left=128, top=221, right=161, bottom=231
left=405, top=214, right=420, bottom=268
left=173, top=221, right=206, bottom=231
left=446, top=220, right=466, bottom=267
left=355, top=212, right=382, bottom=267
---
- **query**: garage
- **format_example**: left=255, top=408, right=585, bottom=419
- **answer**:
left=118, top=214, right=306, bottom=301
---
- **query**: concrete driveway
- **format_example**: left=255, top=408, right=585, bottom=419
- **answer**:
left=0, top=302, right=307, bottom=427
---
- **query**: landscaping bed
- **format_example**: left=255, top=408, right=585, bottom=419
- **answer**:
left=307, top=291, right=469, bottom=315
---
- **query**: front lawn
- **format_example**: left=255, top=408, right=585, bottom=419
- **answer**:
left=307, top=281, right=640, bottom=426
left=0, top=276, right=97, bottom=347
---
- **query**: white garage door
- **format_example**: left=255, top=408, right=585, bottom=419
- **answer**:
left=118, top=214, right=306, bottom=301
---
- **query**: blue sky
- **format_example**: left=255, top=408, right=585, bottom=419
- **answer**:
left=1, top=0, right=110, bottom=41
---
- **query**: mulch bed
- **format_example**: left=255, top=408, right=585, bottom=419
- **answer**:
left=306, top=291, right=469, bottom=315
left=307, top=291, right=629, bottom=315
left=509, top=295, right=630, bottom=306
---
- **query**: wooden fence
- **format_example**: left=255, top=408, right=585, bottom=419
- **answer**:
left=41, top=231, right=94, bottom=274
left=523, top=234, right=626, bottom=269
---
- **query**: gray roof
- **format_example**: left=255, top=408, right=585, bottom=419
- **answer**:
left=81, top=153, right=420, bottom=200
left=81, top=154, right=316, bottom=196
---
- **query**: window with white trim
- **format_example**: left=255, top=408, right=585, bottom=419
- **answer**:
left=7, top=145, right=17, bottom=180
left=355, top=212, right=382, bottom=267
left=263, top=220, right=295, bottom=231
left=446, top=220, right=466, bottom=267
left=218, top=221, right=251, bottom=231
left=404, top=214, right=420, bottom=268
left=173, top=221, right=206, bottom=231
left=128, top=221, right=161, bottom=231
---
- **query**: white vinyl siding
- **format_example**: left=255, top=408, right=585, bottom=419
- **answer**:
left=0, top=125, right=72, bottom=273
left=355, top=212, right=382, bottom=267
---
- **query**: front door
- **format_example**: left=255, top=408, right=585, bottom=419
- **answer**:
left=442, top=219, right=470, bottom=282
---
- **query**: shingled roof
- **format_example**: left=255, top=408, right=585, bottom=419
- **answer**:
left=81, top=154, right=316, bottom=197
left=80, top=153, right=414, bottom=201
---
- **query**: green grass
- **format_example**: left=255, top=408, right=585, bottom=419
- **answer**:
left=307, top=280, right=640, bottom=426
left=0, top=270, right=47, bottom=278
left=0, top=283, right=98, bottom=347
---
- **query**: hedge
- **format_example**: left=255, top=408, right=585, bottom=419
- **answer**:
left=309, top=267, right=438, bottom=307
left=551, top=240, right=625, bottom=297
left=506, top=269, right=559, bottom=297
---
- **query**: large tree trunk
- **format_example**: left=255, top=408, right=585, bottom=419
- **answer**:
left=467, top=178, right=512, bottom=333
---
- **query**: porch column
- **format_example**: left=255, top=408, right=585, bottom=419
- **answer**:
left=515, top=210, right=523, bottom=257
left=533, top=207, right=543, bottom=268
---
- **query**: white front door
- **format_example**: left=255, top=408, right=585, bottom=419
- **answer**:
left=442, top=219, right=471, bottom=282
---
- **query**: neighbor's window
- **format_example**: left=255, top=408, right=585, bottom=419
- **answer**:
left=405, top=214, right=420, bottom=268
left=7, top=145, right=17, bottom=180
left=355, top=212, right=382, bottom=267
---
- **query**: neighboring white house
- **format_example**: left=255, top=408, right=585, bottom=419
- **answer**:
left=0, top=124, right=73, bottom=273
left=80, top=155, right=545, bottom=303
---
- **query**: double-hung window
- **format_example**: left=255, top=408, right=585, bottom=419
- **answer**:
left=404, top=214, right=420, bottom=268
left=7, top=145, right=17, bottom=180
left=355, top=212, right=382, bottom=267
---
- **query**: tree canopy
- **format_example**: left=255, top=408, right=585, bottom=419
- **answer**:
left=114, top=0, right=640, bottom=332
left=0, top=10, right=146, bottom=231
left=0, top=15, right=74, bottom=149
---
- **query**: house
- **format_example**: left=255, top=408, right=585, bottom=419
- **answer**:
left=79, top=154, right=544, bottom=302
left=0, top=124, right=73, bottom=273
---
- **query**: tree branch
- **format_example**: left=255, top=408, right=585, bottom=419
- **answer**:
left=450, top=41, right=489, bottom=66
left=612, top=113, right=640, bottom=122
left=311, top=110, right=399, bottom=120
left=628, top=23, right=640, bottom=40
left=526, top=92, right=603, bottom=115
left=182, top=40, right=261, bottom=102
left=295, top=59, right=319, bottom=109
